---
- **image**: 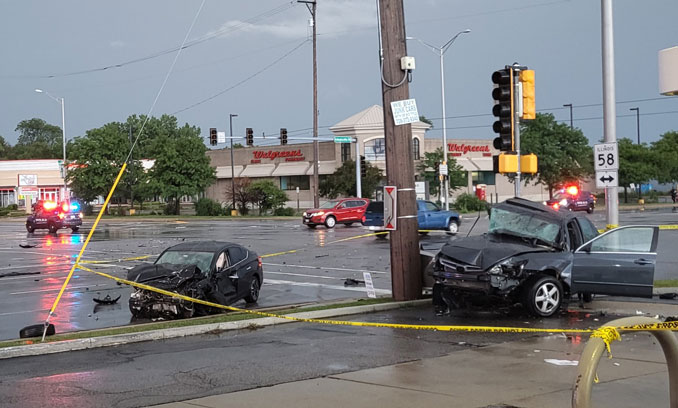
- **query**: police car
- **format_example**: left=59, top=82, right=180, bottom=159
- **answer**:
left=544, top=186, right=596, bottom=214
left=26, top=200, right=83, bottom=233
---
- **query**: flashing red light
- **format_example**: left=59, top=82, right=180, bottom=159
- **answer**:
left=62, top=202, right=70, bottom=212
left=43, top=201, right=57, bottom=210
left=566, top=185, right=579, bottom=196
left=58, top=212, right=65, bottom=219
left=552, top=203, right=560, bottom=210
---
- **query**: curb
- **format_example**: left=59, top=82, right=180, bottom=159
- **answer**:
left=0, top=299, right=430, bottom=360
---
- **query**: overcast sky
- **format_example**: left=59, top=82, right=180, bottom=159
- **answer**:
left=1, top=0, right=677, bottom=150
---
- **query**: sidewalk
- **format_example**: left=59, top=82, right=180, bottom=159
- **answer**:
left=155, top=330, right=673, bottom=408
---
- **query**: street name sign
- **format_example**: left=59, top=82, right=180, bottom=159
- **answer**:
left=594, top=142, right=619, bottom=171
left=333, top=136, right=352, bottom=143
left=595, top=170, right=618, bottom=188
left=217, top=131, right=226, bottom=144
left=390, top=98, right=419, bottom=125
left=384, top=186, right=397, bottom=230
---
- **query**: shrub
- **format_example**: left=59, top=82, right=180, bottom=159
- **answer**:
left=453, top=193, right=487, bottom=213
left=7, top=204, right=18, bottom=210
left=273, top=207, right=295, bottom=216
left=0, top=207, right=9, bottom=216
left=194, top=198, right=224, bottom=216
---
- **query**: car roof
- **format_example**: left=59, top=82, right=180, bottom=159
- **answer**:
left=165, top=241, right=240, bottom=253
left=498, top=197, right=575, bottom=221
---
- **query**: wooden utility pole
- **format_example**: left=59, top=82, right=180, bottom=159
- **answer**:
left=379, top=0, right=421, bottom=300
left=299, top=0, right=319, bottom=208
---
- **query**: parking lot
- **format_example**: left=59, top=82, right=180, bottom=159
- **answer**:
left=0, top=208, right=676, bottom=341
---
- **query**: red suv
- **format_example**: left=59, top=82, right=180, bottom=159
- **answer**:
left=302, top=198, right=370, bottom=229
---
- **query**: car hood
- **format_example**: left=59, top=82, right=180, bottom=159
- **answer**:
left=304, top=208, right=329, bottom=214
left=438, top=234, right=551, bottom=270
left=126, top=263, right=202, bottom=290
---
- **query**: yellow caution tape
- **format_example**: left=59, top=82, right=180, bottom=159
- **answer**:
left=590, top=326, right=621, bottom=358
left=660, top=225, right=678, bottom=230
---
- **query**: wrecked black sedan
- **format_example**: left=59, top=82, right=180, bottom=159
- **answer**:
left=432, top=198, right=658, bottom=317
left=127, top=241, right=263, bottom=319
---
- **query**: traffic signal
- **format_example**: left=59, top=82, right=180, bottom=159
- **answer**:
left=280, top=128, right=288, bottom=145
left=492, top=68, right=513, bottom=152
left=360, top=155, right=366, bottom=178
left=246, top=128, right=254, bottom=146
left=209, top=128, right=217, bottom=146
left=520, top=70, right=536, bottom=120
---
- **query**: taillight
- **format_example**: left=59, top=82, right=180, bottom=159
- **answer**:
left=362, top=216, right=366, bottom=223
left=258, top=256, right=262, bottom=268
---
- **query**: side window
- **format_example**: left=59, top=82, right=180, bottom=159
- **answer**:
left=589, top=227, right=654, bottom=253
left=227, top=247, right=247, bottom=265
left=357, top=200, right=367, bottom=207
left=577, top=218, right=599, bottom=243
left=347, top=200, right=359, bottom=208
left=566, top=221, right=582, bottom=250
left=424, top=201, right=438, bottom=212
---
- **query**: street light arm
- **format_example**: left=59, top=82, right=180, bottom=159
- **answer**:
left=441, top=29, right=471, bottom=53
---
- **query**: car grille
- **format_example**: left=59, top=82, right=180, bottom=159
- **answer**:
left=439, top=258, right=483, bottom=274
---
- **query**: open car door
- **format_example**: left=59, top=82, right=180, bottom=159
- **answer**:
left=572, top=226, right=659, bottom=298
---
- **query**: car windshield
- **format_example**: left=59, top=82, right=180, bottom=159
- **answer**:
left=155, top=250, right=214, bottom=275
left=553, top=192, right=569, bottom=200
left=319, top=200, right=340, bottom=209
left=489, top=206, right=561, bottom=246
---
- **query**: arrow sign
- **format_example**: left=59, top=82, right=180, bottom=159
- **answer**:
left=384, top=186, right=397, bottom=230
left=595, top=170, right=618, bottom=188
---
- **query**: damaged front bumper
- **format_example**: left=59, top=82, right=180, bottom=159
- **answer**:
left=432, top=256, right=528, bottom=297
left=129, top=288, right=200, bottom=319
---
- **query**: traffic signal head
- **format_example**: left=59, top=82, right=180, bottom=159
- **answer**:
left=520, top=70, right=536, bottom=120
left=360, top=155, right=366, bottom=177
left=280, top=128, right=288, bottom=145
left=492, top=68, right=513, bottom=152
left=246, top=128, right=254, bottom=146
left=209, top=128, right=217, bottom=146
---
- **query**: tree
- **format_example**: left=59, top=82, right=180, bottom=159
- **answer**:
left=652, top=130, right=678, bottom=186
left=319, top=159, right=383, bottom=198
left=419, top=115, right=434, bottom=128
left=520, top=113, right=593, bottom=198
left=10, top=118, right=63, bottom=159
left=0, top=135, right=10, bottom=159
left=618, top=138, right=656, bottom=202
left=247, top=180, right=288, bottom=215
left=415, top=147, right=464, bottom=198
left=146, top=116, right=216, bottom=215
left=225, top=178, right=255, bottom=215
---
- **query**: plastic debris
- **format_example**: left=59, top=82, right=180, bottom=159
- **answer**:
left=544, top=359, right=578, bottom=366
left=93, top=294, right=121, bottom=304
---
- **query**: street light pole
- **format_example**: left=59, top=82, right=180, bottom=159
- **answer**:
left=35, top=89, right=67, bottom=199
left=407, top=29, right=470, bottom=210
left=630, top=107, right=640, bottom=144
left=563, top=103, right=574, bottom=129
left=229, top=113, right=238, bottom=214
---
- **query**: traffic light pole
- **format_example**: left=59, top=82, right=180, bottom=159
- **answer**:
left=601, top=0, right=619, bottom=228
left=355, top=139, right=361, bottom=197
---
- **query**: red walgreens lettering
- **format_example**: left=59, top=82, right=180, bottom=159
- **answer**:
left=253, top=150, right=303, bottom=160
left=447, top=143, right=491, bottom=154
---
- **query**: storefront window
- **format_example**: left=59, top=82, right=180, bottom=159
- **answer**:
left=471, top=171, right=496, bottom=185
left=341, top=143, right=351, bottom=163
left=280, top=175, right=310, bottom=190
left=364, top=138, right=385, bottom=161
left=0, top=189, right=16, bottom=207
left=412, top=138, right=420, bottom=160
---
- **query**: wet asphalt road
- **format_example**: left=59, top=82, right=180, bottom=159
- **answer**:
left=0, top=208, right=676, bottom=341
left=0, top=304, right=617, bottom=408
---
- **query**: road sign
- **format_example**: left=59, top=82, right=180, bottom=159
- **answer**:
left=595, top=170, right=618, bottom=188
left=384, top=186, right=397, bottom=230
left=363, top=272, right=376, bottom=298
left=333, top=136, right=352, bottom=143
left=390, top=98, right=419, bottom=125
left=439, top=163, right=448, bottom=176
left=217, top=131, right=226, bottom=144
left=594, top=142, right=619, bottom=171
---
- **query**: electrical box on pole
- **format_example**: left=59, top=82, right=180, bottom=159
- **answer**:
left=492, top=69, right=514, bottom=152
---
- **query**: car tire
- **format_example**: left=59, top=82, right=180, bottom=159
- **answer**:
left=48, top=223, right=58, bottom=234
left=524, top=275, right=563, bottom=317
left=419, top=231, right=429, bottom=236
left=445, top=220, right=459, bottom=235
left=19, top=323, right=55, bottom=339
left=324, top=216, right=336, bottom=229
left=376, top=233, right=388, bottom=240
left=71, top=226, right=79, bottom=232
left=587, top=205, right=594, bottom=214
left=306, top=224, right=317, bottom=229
left=582, top=292, right=593, bottom=303
left=244, top=276, right=261, bottom=303
left=26, top=224, right=35, bottom=233
left=344, top=222, right=353, bottom=227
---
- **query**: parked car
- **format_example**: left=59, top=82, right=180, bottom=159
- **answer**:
left=302, top=198, right=369, bottom=229
left=431, top=198, right=658, bottom=317
left=544, top=186, right=596, bottom=213
left=127, top=241, right=263, bottom=319
left=362, top=200, right=461, bottom=236
left=25, top=200, right=83, bottom=233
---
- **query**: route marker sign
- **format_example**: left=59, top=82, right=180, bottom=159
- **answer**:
left=594, top=142, right=619, bottom=171
left=384, top=186, right=397, bottom=230
left=596, top=170, right=618, bottom=188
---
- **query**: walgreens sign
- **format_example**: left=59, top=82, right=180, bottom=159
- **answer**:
left=447, top=143, right=492, bottom=157
left=251, top=149, right=305, bottom=163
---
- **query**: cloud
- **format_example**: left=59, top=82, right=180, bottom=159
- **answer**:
left=109, top=40, right=125, bottom=48
left=212, top=0, right=377, bottom=40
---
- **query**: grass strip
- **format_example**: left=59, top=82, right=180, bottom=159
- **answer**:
left=655, top=279, right=678, bottom=288
left=0, top=298, right=393, bottom=349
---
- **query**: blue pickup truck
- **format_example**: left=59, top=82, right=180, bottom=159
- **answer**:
left=361, top=200, right=461, bottom=236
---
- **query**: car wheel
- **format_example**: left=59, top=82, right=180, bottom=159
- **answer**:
left=524, top=275, right=563, bottom=317
left=26, top=224, right=35, bottom=233
left=445, top=220, right=459, bottom=235
left=582, top=292, right=593, bottom=303
left=587, top=205, right=594, bottom=214
left=48, top=223, right=58, bottom=234
left=19, top=323, right=55, bottom=339
left=376, top=233, right=388, bottom=240
left=71, top=226, right=79, bottom=232
left=324, top=216, right=336, bottom=228
left=244, top=276, right=261, bottom=303
left=344, top=222, right=353, bottom=227
left=306, top=224, right=317, bottom=229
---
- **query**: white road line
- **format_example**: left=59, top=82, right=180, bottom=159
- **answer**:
left=10, top=284, right=112, bottom=295
left=263, top=262, right=388, bottom=274
left=263, top=278, right=391, bottom=294
left=265, top=271, right=353, bottom=281
left=0, top=308, right=49, bottom=316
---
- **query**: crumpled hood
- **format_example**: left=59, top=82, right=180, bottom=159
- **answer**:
left=439, top=234, right=550, bottom=270
left=126, top=263, right=201, bottom=290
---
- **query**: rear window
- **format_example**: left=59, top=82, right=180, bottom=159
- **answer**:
left=365, top=201, right=384, bottom=213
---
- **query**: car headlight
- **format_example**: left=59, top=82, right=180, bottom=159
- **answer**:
left=559, top=199, right=568, bottom=206
left=542, top=201, right=547, bottom=205
left=302, top=212, right=307, bottom=217
left=488, top=264, right=503, bottom=275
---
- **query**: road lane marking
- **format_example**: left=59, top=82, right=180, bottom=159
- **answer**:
left=263, top=262, right=388, bottom=275
left=263, top=278, right=391, bottom=294
left=265, top=271, right=362, bottom=281
left=10, top=284, right=113, bottom=295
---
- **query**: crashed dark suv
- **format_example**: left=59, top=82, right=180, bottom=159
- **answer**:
left=431, top=198, right=658, bottom=317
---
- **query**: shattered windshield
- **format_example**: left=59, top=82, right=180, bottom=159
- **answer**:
left=319, top=200, right=340, bottom=209
left=489, top=207, right=561, bottom=246
left=155, top=251, right=214, bottom=275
